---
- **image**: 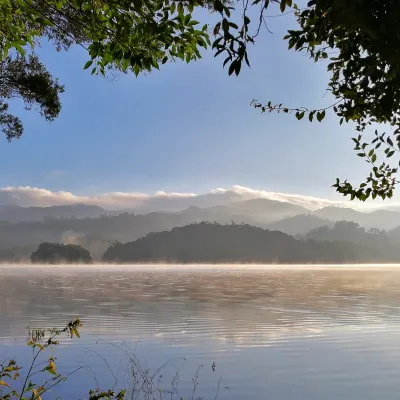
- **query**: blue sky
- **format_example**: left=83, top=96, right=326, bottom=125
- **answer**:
left=0, top=6, right=374, bottom=204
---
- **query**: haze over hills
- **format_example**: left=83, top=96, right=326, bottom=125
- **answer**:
left=4, top=198, right=400, bottom=230
left=0, top=204, right=110, bottom=222
left=265, top=214, right=334, bottom=236
left=313, top=206, right=400, bottom=230
left=2, top=196, right=400, bottom=261
left=226, top=199, right=309, bottom=223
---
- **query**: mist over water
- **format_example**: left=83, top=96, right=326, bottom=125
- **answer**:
left=2, top=264, right=400, bottom=399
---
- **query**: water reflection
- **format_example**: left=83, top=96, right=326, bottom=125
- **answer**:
left=2, top=265, right=400, bottom=346
left=3, top=265, right=400, bottom=400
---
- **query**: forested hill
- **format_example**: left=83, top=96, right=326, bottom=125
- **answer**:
left=102, top=223, right=380, bottom=264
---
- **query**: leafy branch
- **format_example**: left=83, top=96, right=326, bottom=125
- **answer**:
left=0, top=319, right=125, bottom=400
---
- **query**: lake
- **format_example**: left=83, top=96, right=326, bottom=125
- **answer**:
left=2, top=264, right=400, bottom=399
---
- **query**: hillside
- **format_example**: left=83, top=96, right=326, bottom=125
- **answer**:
left=2, top=198, right=400, bottom=260
left=305, top=221, right=388, bottom=246
left=0, top=204, right=108, bottom=222
left=0, top=208, right=269, bottom=259
left=313, top=206, right=400, bottom=230
left=227, top=199, right=309, bottom=223
left=266, top=214, right=333, bottom=236
left=102, top=223, right=378, bottom=264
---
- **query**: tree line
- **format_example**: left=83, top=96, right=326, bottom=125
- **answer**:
left=102, top=222, right=383, bottom=264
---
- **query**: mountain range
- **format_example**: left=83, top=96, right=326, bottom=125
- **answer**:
left=2, top=198, right=400, bottom=261
left=0, top=204, right=109, bottom=222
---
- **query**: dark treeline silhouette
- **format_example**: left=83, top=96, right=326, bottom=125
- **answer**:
left=305, top=221, right=389, bottom=247
left=31, top=243, right=92, bottom=264
left=102, top=222, right=381, bottom=264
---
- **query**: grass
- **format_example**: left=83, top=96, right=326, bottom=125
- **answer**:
left=0, top=320, right=221, bottom=400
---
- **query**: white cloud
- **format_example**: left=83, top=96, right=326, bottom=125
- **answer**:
left=0, top=185, right=394, bottom=211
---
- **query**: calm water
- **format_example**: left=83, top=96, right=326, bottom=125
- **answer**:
left=2, top=265, right=400, bottom=399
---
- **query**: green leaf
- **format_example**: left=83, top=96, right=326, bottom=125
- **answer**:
left=14, top=44, right=25, bottom=56
left=387, top=150, right=395, bottom=158
left=228, top=60, right=237, bottom=76
left=316, top=110, right=325, bottom=122
left=72, top=327, right=80, bottom=338
left=177, top=2, right=183, bottom=15
left=222, top=19, right=229, bottom=33
left=84, top=60, right=93, bottom=70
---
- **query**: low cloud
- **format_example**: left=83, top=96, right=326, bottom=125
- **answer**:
left=0, top=185, right=392, bottom=211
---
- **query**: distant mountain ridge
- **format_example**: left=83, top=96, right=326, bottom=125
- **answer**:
left=265, top=214, right=334, bottom=236
left=0, top=204, right=109, bottom=222
left=313, top=206, right=400, bottom=230
left=1, top=197, right=400, bottom=261
left=3, top=199, right=400, bottom=229
left=227, top=198, right=309, bottom=223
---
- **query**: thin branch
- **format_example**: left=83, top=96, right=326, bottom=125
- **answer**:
left=213, top=376, right=221, bottom=400
left=17, top=0, right=88, bottom=51
left=251, top=98, right=342, bottom=114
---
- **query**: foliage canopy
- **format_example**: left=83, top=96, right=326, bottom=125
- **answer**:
left=31, top=242, right=93, bottom=263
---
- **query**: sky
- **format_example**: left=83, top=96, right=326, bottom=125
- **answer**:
left=0, top=4, right=384, bottom=209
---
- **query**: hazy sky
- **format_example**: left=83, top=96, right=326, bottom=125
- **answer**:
left=0, top=5, right=377, bottom=205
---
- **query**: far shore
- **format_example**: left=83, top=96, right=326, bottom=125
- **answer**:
left=2, top=263, right=400, bottom=272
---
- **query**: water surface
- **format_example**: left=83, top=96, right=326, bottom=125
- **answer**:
left=1, top=264, right=400, bottom=399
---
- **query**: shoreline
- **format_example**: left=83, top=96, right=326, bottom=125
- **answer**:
left=2, top=263, right=400, bottom=272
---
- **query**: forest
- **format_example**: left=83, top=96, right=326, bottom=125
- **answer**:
left=102, top=222, right=383, bottom=264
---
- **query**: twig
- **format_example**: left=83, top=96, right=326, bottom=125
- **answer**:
left=214, top=377, right=222, bottom=400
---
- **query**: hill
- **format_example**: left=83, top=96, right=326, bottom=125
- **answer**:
left=2, top=198, right=400, bottom=261
left=227, top=199, right=309, bottom=223
left=266, top=214, right=333, bottom=236
left=102, top=222, right=378, bottom=264
left=305, top=221, right=389, bottom=246
left=0, top=204, right=108, bottom=222
left=313, top=206, right=400, bottom=230
left=0, top=207, right=270, bottom=259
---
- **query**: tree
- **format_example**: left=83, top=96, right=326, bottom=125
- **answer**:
left=1, top=0, right=400, bottom=201
left=250, top=0, right=400, bottom=202
left=0, top=55, right=64, bottom=140
left=31, top=242, right=93, bottom=263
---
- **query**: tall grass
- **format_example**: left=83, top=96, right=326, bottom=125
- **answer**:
left=0, top=321, right=221, bottom=400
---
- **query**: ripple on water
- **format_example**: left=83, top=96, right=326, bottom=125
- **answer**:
left=2, top=265, right=400, bottom=399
